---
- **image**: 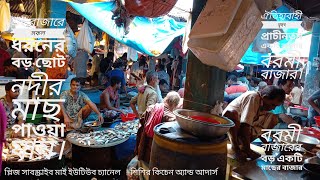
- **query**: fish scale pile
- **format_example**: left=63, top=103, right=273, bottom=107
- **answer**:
left=114, top=120, right=139, bottom=136
left=67, top=129, right=129, bottom=146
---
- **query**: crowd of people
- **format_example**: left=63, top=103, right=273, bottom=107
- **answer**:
left=3, top=39, right=319, bottom=168
left=224, top=73, right=304, bottom=108
left=0, top=40, right=186, bottom=152
left=1, top=38, right=187, bottom=177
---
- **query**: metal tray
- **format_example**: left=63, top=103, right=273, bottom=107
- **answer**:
left=66, top=128, right=129, bottom=148
left=83, top=121, right=102, bottom=128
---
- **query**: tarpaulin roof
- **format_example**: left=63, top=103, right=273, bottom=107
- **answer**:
left=68, top=1, right=186, bottom=56
left=240, top=5, right=309, bottom=65
left=270, top=31, right=311, bottom=57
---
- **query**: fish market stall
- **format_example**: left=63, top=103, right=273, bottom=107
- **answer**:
left=114, top=120, right=139, bottom=136
left=66, top=128, right=130, bottom=169
left=111, top=119, right=139, bottom=176
left=2, top=135, right=71, bottom=171
left=112, top=119, right=139, bottom=159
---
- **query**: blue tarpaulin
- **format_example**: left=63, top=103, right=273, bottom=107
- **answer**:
left=240, top=6, right=302, bottom=65
left=69, top=2, right=186, bottom=56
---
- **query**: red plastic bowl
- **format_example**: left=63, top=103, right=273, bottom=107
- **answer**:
left=314, top=116, right=320, bottom=126
left=121, top=113, right=136, bottom=122
left=128, top=83, right=137, bottom=87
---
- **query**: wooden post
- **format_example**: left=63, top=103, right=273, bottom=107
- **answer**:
left=183, top=0, right=226, bottom=113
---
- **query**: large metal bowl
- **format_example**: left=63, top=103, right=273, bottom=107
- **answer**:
left=283, top=133, right=320, bottom=151
left=83, top=121, right=102, bottom=128
left=297, top=134, right=320, bottom=151
left=289, top=107, right=308, bottom=117
left=173, top=109, right=235, bottom=138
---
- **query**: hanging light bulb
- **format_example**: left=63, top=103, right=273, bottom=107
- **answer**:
left=19, top=0, right=25, bottom=12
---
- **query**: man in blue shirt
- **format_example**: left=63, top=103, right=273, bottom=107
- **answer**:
left=106, top=62, right=127, bottom=95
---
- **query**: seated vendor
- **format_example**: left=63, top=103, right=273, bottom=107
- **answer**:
left=100, top=76, right=126, bottom=117
left=222, top=86, right=285, bottom=161
left=0, top=82, right=24, bottom=128
left=58, top=77, right=103, bottom=130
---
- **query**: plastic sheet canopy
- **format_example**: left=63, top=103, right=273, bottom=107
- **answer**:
left=240, top=5, right=303, bottom=65
left=69, top=1, right=186, bottom=56
left=0, top=0, right=11, bottom=32
left=124, top=0, right=178, bottom=18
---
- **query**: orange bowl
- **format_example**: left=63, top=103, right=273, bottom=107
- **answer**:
left=128, top=83, right=137, bottom=87
left=190, top=115, right=221, bottom=124
left=120, top=113, right=136, bottom=122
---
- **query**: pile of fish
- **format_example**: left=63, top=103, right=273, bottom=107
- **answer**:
left=67, top=128, right=129, bottom=146
left=114, top=120, right=139, bottom=136
left=2, top=136, right=60, bottom=162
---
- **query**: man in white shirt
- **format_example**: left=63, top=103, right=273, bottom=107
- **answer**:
left=223, top=86, right=286, bottom=161
left=290, top=80, right=303, bottom=105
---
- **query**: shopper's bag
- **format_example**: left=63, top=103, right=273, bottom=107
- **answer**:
left=76, top=19, right=95, bottom=53
left=64, top=23, right=78, bottom=57
left=0, top=0, right=11, bottom=32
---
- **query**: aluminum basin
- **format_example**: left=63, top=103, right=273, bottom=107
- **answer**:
left=173, top=109, right=235, bottom=138
left=284, top=133, right=320, bottom=151
left=297, top=134, right=320, bottom=151
left=289, top=107, right=308, bottom=117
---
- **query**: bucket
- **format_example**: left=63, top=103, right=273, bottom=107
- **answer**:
left=26, top=114, right=43, bottom=124
left=149, top=122, right=228, bottom=180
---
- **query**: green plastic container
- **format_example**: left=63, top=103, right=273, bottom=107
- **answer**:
left=26, top=114, right=43, bottom=124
